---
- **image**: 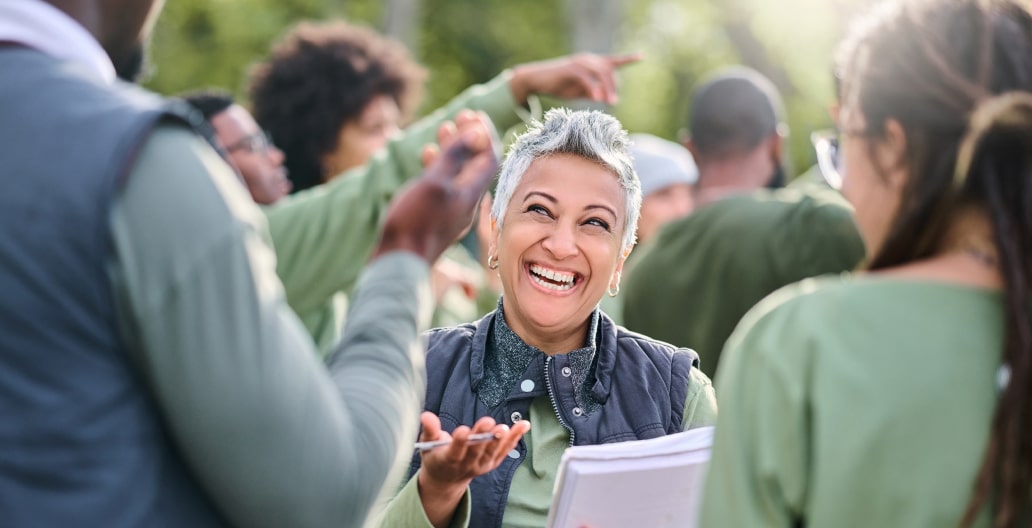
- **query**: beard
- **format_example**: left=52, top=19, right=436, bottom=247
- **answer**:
left=112, top=44, right=147, bottom=83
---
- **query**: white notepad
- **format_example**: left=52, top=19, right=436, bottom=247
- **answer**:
left=546, top=426, right=714, bottom=528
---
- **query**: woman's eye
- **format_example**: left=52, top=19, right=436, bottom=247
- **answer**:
left=527, top=204, right=551, bottom=216
left=585, top=218, right=611, bottom=231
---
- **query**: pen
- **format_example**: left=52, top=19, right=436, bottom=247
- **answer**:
left=414, top=432, right=498, bottom=451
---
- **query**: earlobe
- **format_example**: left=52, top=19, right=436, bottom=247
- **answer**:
left=772, top=134, right=785, bottom=161
left=607, top=270, right=622, bottom=297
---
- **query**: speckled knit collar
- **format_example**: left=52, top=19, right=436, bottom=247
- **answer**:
left=477, top=299, right=601, bottom=413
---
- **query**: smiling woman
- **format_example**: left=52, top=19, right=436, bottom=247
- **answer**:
left=377, top=108, right=717, bottom=528
left=490, top=153, right=629, bottom=353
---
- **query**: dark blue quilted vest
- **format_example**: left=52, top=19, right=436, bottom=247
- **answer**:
left=0, top=47, right=226, bottom=526
left=409, top=309, right=697, bottom=527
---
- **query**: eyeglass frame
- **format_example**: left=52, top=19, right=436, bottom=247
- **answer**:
left=810, top=129, right=843, bottom=191
left=225, top=131, right=275, bottom=154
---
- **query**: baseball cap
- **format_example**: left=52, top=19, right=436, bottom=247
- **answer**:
left=629, top=133, right=698, bottom=197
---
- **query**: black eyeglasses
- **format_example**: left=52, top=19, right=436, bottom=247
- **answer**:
left=225, top=131, right=275, bottom=154
left=811, top=129, right=844, bottom=191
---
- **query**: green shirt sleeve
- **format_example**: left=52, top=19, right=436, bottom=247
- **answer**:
left=266, top=71, right=525, bottom=319
left=698, top=288, right=812, bottom=528
left=109, top=124, right=432, bottom=528
left=682, top=367, right=718, bottom=430
left=374, top=469, right=473, bottom=528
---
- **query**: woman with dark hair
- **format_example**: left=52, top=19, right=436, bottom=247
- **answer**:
left=701, top=0, right=1032, bottom=526
left=249, top=20, right=426, bottom=193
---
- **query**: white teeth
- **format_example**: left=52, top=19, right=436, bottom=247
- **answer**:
left=530, top=264, right=574, bottom=284
left=531, top=273, right=574, bottom=291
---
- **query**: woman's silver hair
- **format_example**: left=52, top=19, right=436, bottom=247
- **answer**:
left=491, top=108, right=641, bottom=250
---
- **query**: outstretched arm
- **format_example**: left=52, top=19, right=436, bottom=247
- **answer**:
left=110, top=114, right=498, bottom=527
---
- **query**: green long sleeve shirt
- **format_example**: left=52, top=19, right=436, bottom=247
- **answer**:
left=700, top=276, right=1002, bottom=527
left=265, top=72, right=529, bottom=354
left=110, top=124, right=433, bottom=527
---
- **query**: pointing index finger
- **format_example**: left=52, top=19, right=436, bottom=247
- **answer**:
left=607, top=52, right=643, bottom=67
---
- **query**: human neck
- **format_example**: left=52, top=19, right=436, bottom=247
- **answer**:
left=879, top=208, right=1003, bottom=289
left=694, top=153, right=770, bottom=208
left=499, top=301, right=590, bottom=356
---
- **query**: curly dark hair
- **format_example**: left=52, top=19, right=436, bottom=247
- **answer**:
left=248, top=20, right=426, bottom=192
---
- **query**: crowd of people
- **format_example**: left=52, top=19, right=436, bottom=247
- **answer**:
left=2, top=0, right=1031, bottom=526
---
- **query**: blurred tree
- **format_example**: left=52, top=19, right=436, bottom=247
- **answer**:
left=416, top=0, right=566, bottom=113
left=383, top=0, right=421, bottom=48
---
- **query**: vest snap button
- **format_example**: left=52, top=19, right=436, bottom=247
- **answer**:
left=561, top=366, right=572, bottom=377
left=510, top=411, right=522, bottom=423
left=572, top=407, right=583, bottom=416
left=507, top=449, right=521, bottom=459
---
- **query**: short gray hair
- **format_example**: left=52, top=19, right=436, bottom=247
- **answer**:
left=491, top=108, right=641, bottom=250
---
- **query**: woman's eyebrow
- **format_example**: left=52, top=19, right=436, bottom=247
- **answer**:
left=522, top=191, right=558, bottom=204
left=584, top=204, right=618, bottom=219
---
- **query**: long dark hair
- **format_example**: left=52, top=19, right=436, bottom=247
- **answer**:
left=837, top=1, right=1032, bottom=525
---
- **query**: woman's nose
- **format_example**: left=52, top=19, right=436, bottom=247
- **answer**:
left=541, top=226, right=578, bottom=259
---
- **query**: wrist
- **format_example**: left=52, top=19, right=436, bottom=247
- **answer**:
left=372, top=229, right=433, bottom=263
left=506, top=67, right=531, bottom=106
left=417, top=468, right=469, bottom=504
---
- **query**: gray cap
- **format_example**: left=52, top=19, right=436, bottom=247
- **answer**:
left=629, top=133, right=698, bottom=197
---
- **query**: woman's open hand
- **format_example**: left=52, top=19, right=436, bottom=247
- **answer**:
left=415, top=411, right=530, bottom=528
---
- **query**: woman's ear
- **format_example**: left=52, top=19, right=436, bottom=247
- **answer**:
left=611, top=245, right=633, bottom=285
left=876, top=118, right=910, bottom=190
left=485, top=216, right=501, bottom=267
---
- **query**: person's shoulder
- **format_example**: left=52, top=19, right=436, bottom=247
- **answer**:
left=614, top=323, right=698, bottom=362
left=745, top=273, right=858, bottom=322
left=425, top=321, right=478, bottom=339
left=424, top=314, right=488, bottom=353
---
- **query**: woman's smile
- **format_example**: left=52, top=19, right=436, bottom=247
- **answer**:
left=526, top=262, right=582, bottom=294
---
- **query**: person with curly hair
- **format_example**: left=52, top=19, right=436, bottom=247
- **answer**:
left=249, top=20, right=426, bottom=192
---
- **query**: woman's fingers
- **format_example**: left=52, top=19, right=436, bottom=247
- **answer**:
left=419, top=411, right=444, bottom=441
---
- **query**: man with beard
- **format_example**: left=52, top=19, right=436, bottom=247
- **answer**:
left=621, top=67, right=866, bottom=378
left=0, top=1, right=518, bottom=527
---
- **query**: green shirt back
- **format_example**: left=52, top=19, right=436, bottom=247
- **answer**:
left=701, top=277, right=1003, bottom=527
left=621, top=187, right=865, bottom=376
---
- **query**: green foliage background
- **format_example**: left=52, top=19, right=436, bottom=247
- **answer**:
left=146, top=0, right=865, bottom=175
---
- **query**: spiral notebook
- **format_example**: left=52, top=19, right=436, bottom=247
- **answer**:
left=545, top=426, right=714, bottom=528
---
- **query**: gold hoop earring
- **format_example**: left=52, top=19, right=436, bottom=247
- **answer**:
left=607, top=284, right=620, bottom=297
left=487, top=254, right=499, bottom=270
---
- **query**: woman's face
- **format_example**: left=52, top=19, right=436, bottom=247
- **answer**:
left=321, top=94, right=400, bottom=180
left=838, top=104, right=907, bottom=258
left=491, top=153, right=628, bottom=341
